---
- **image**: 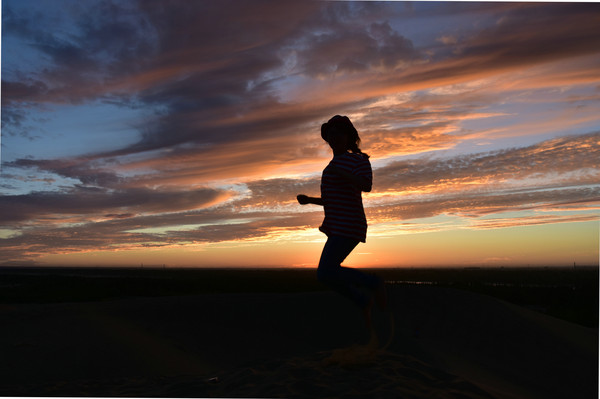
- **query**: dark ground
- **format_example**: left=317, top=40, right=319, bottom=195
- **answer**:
left=1, top=265, right=597, bottom=327
left=0, top=266, right=597, bottom=398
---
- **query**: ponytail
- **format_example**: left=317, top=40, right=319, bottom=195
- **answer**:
left=349, top=141, right=370, bottom=159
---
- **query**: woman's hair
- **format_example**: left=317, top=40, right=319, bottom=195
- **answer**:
left=320, top=115, right=370, bottom=159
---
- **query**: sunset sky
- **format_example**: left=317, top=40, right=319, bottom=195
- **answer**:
left=1, top=1, right=599, bottom=268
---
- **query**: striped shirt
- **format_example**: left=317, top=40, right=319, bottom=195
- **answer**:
left=319, top=152, right=372, bottom=243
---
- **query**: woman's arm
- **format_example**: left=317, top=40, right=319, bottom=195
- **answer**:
left=297, top=194, right=324, bottom=206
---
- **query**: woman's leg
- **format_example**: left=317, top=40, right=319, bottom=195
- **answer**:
left=317, top=235, right=380, bottom=307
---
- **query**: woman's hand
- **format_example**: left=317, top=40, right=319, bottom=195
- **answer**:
left=297, top=194, right=324, bottom=206
left=297, top=194, right=310, bottom=205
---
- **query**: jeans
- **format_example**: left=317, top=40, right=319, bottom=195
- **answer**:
left=317, top=235, right=380, bottom=307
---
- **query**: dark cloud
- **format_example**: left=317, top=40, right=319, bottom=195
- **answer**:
left=236, top=177, right=321, bottom=209
left=0, top=198, right=324, bottom=261
left=0, top=186, right=229, bottom=223
left=382, top=3, right=600, bottom=89
left=84, top=1, right=319, bottom=155
left=1, top=80, right=49, bottom=105
left=8, top=158, right=123, bottom=188
left=1, top=107, right=31, bottom=139
left=447, top=4, right=600, bottom=80
left=2, top=1, right=413, bottom=160
left=120, top=1, right=598, bottom=163
left=4, top=1, right=596, bottom=164
left=297, top=21, right=416, bottom=77
left=2, top=0, right=156, bottom=107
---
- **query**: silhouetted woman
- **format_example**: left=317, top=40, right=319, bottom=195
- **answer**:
left=297, top=115, right=386, bottom=329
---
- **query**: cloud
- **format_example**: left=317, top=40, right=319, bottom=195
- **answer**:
left=4, top=1, right=599, bottom=168
left=337, top=3, right=600, bottom=99
left=1, top=1, right=412, bottom=163
left=2, top=129, right=598, bottom=263
left=296, top=21, right=416, bottom=77
left=0, top=198, right=324, bottom=261
left=368, top=187, right=600, bottom=224
left=9, top=158, right=123, bottom=188
left=1, top=80, right=49, bottom=106
left=2, top=0, right=158, bottom=100
left=0, top=185, right=231, bottom=223
left=1, top=1, right=599, bottom=264
left=470, top=214, right=600, bottom=230
left=373, top=131, right=600, bottom=194
left=3, top=128, right=597, bottom=217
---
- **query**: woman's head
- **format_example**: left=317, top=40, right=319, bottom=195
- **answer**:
left=321, top=115, right=369, bottom=158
